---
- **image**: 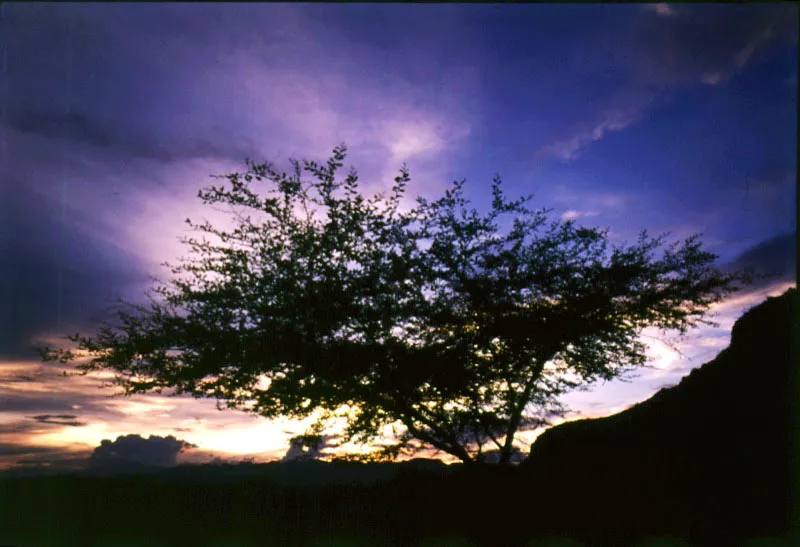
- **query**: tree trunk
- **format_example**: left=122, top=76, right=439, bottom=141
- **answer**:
left=499, top=358, right=547, bottom=465
left=401, top=417, right=474, bottom=464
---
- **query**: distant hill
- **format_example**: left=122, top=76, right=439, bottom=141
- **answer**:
left=521, top=288, right=798, bottom=544
left=0, top=454, right=453, bottom=487
left=145, top=457, right=452, bottom=487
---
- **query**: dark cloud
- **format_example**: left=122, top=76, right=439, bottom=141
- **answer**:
left=90, top=434, right=197, bottom=469
left=9, top=375, right=36, bottom=383
left=6, top=108, right=117, bottom=150
left=0, top=174, right=148, bottom=359
left=631, top=3, right=797, bottom=88
left=6, top=453, right=91, bottom=475
left=532, top=3, right=797, bottom=162
left=0, top=4, right=291, bottom=361
left=2, top=4, right=262, bottom=164
left=724, top=232, right=797, bottom=289
left=0, top=442, right=64, bottom=457
left=744, top=160, right=797, bottom=193
left=3, top=106, right=258, bottom=164
left=0, top=390, right=126, bottom=422
left=0, top=394, right=86, bottom=415
left=281, top=434, right=336, bottom=462
left=0, top=421, right=38, bottom=435
left=30, top=414, right=87, bottom=427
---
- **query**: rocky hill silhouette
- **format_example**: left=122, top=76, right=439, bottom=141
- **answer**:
left=520, top=288, right=798, bottom=544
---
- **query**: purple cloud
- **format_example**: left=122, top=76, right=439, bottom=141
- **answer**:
left=537, top=3, right=797, bottom=161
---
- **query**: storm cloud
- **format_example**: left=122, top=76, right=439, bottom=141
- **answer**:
left=724, top=232, right=797, bottom=290
left=30, top=414, right=87, bottom=427
left=90, top=434, right=197, bottom=469
left=0, top=174, right=149, bottom=359
left=630, top=3, right=797, bottom=88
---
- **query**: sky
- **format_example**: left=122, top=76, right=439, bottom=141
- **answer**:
left=0, top=3, right=796, bottom=471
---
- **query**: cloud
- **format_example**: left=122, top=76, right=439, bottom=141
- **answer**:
left=90, top=434, right=197, bottom=469
left=281, top=434, right=337, bottom=462
left=0, top=421, right=39, bottom=435
left=0, top=390, right=113, bottom=416
left=3, top=107, right=259, bottom=164
left=10, top=455, right=90, bottom=471
left=30, top=414, right=87, bottom=427
left=5, top=3, right=473, bottom=177
left=0, top=443, right=66, bottom=457
left=0, top=358, right=298, bottom=470
left=0, top=161, right=149, bottom=359
left=540, top=107, right=646, bottom=161
left=560, top=210, right=600, bottom=222
left=649, top=4, right=678, bottom=18
left=550, top=186, right=632, bottom=221
left=633, top=4, right=796, bottom=88
left=723, top=232, right=797, bottom=290
left=537, top=3, right=797, bottom=161
left=2, top=4, right=263, bottom=165
left=5, top=374, right=36, bottom=383
left=0, top=3, right=476, bottom=361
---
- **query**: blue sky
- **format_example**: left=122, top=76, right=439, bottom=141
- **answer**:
left=0, top=3, right=796, bottom=469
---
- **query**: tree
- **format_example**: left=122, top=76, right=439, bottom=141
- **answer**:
left=40, top=145, right=746, bottom=466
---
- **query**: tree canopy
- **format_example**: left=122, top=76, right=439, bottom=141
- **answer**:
left=41, top=145, right=745, bottom=465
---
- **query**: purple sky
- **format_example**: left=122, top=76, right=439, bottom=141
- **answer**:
left=0, top=3, right=796, bottom=470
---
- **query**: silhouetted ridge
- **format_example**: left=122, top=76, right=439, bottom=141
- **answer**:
left=521, top=288, right=797, bottom=544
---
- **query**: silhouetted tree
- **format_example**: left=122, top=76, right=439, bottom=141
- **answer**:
left=40, top=145, right=745, bottom=465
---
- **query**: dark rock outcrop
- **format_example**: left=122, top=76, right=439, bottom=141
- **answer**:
left=521, top=288, right=798, bottom=544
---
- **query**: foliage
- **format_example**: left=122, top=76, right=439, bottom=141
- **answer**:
left=40, top=145, right=745, bottom=465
